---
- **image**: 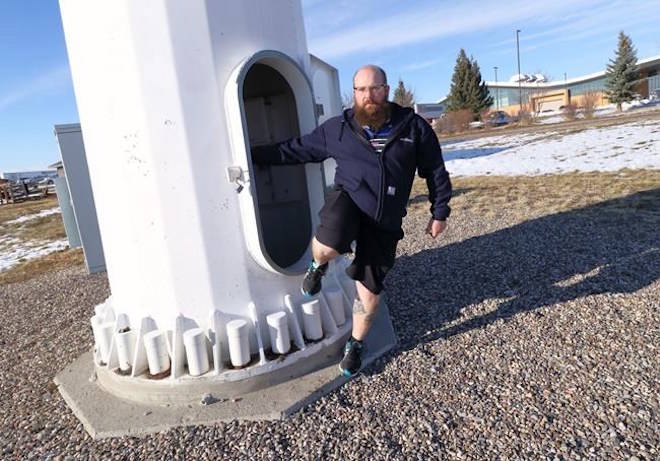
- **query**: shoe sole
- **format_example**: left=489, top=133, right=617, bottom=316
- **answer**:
left=338, top=364, right=357, bottom=378
left=300, top=286, right=318, bottom=298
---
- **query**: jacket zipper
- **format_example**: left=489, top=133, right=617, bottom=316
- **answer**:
left=344, top=111, right=416, bottom=222
left=375, top=112, right=416, bottom=221
left=375, top=155, right=386, bottom=221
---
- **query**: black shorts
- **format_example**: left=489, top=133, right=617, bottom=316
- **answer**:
left=315, top=188, right=403, bottom=295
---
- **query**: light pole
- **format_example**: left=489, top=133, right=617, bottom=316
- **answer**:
left=516, top=29, right=522, bottom=114
left=494, top=66, right=499, bottom=110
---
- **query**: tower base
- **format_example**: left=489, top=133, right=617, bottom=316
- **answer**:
left=54, top=299, right=397, bottom=439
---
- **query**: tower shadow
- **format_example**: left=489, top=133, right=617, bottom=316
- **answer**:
left=384, top=188, right=660, bottom=351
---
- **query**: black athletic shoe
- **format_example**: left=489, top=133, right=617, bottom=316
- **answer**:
left=339, top=337, right=364, bottom=377
left=301, top=260, right=328, bottom=297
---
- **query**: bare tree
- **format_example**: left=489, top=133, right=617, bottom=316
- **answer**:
left=342, top=91, right=354, bottom=109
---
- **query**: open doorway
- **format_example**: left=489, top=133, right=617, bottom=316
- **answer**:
left=242, top=64, right=312, bottom=269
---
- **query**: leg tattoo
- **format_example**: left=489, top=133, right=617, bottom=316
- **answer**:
left=353, top=298, right=367, bottom=314
left=353, top=298, right=375, bottom=323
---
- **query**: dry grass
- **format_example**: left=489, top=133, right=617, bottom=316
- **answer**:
left=3, top=213, right=67, bottom=242
left=411, top=169, right=660, bottom=220
left=3, top=171, right=660, bottom=285
left=0, top=196, right=78, bottom=284
left=0, top=248, right=85, bottom=285
left=0, top=196, right=59, bottom=225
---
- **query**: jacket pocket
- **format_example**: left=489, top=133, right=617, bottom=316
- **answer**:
left=338, top=174, right=363, bottom=192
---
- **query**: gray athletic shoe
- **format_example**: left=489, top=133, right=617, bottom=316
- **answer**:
left=301, top=260, right=328, bottom=297
left=339, top=337, right=364, bottom=377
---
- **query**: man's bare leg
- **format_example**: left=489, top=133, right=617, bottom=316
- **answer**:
left=311, top=237, right=340, bottom=265
left=352, top=281, right=380, bottom=341
left=339, top=281, right=379, bottom=376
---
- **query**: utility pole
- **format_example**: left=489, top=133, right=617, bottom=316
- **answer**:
left=516, top=29, right=522, bottom=114
left=494, top=66, right=499, bottom=110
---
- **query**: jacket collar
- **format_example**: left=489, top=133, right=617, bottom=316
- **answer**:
left=343, top=102, right=415, bottom=133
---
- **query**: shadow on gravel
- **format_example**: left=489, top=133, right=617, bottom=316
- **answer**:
left=384, top=188, right=660, bottom=354
left=442, top=146, right=511, bottom=161
left=408, top=188, right=472, bottom=205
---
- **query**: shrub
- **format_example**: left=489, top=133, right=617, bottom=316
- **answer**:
left=517, top=108, right=537, bottom=126
left=436, top=109, right=474, bottom=134
left=479, top=109, right=492, bottom=126
left=582, top=91, right=599, bottom=119
left=562, top=103, right=578, bottom=121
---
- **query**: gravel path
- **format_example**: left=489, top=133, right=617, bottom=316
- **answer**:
left=1, top=182, right=658, bottom=460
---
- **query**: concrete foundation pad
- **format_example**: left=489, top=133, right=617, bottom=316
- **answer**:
left=55, top=301, right=397, bottom=439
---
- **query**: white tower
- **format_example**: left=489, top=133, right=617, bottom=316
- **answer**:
left=58, top=0, right=395, bottom=406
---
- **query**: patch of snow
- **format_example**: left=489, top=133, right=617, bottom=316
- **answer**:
left=443, top=120, right=660, bottom=177
left=538, top=114, right=567, bottom=124
left=0, top=238, right=69, bottom=272
left=6, top=207, right=61, bottom=225
left=532, top=100, right=660, bottom=126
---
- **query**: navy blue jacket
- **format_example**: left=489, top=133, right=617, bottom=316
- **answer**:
left=252, top=103, right=452, bottom=232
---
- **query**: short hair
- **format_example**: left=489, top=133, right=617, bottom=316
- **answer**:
left=353, top=65, right=388, bottom=86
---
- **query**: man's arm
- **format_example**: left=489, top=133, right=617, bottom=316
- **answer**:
left=416, top=118, right=452, bottom=229
left=251, top=124, right=330, bottom=165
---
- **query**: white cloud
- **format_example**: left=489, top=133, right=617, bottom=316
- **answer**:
left=0, top=64, right=71, bottom=112
left=400, top=58, right=445, bottom=72
left=488, top=1, right=660, bottom=52
left=306, top=0, right=600, bottom=60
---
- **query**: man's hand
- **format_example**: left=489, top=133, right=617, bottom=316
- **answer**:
left=426, top=218, right=447, bottom=238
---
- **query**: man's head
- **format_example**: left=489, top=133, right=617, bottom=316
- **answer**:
left=352, top=64, right=390, bottom=130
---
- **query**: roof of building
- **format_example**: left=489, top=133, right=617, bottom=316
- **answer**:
left=414, top=102, right=446, bottom=119
left=485, top=54, right=660, bottom=89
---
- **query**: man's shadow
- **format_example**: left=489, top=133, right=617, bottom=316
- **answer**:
left=383, top=188, right=660, bottom=352
left=442, top=146, right=511, bottom=161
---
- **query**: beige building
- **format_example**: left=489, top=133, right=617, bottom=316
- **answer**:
left=486, top=55, right=660, bottom=115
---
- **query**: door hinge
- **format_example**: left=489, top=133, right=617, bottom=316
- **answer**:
left=226, top=166, right=249, bottom=193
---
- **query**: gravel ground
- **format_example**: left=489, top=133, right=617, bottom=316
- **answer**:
left=1, top=177, right=658, bottom=460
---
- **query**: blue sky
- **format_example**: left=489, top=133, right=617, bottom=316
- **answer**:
left=1, top=0, right=659, bottom=172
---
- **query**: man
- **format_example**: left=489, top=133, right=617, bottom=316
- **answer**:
left=252, top=64, right=451, bottom=377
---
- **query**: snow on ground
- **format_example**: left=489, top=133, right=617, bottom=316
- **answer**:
left=0, top=206, right=67, bottom=272
left=0, top=236, right=69, bottom=272
left=6, top=206, right=61, bottom=224
left=537, top=99, right=660, bottom=125
left=443, top=119, right=660, bottom=177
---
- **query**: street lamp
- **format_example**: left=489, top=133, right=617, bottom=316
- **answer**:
left=494, top=66, right=500, bottom=110
left=516, top=29, right=522, bottom=114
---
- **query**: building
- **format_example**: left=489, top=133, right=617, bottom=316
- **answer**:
left=414, top=101, right=447, bottom=122
left=486, top=54, right=660, bottom=114
left=1, top=170, right=57, bottom=182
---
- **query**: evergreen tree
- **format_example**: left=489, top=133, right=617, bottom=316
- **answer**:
left=393, top=79, right=415, bottom=107
left=446, top=49, right=493, bottom=117
left=446, top=49, right=471, bottom=112
left=605, top=31, right=638, bottom=111
left=466, top=59, right=493, bottom=114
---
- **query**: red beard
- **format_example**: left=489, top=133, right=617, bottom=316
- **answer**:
left=354, top=101, right=391, bottom=131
